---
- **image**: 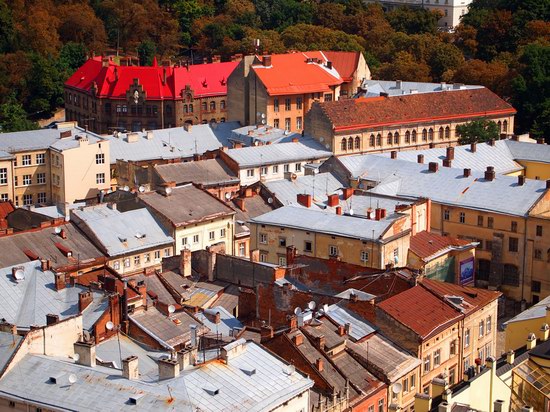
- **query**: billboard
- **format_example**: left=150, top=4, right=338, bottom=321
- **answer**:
left=459, top=257, right=475, bottom=285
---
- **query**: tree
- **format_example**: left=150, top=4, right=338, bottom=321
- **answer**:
left=428, top=42, right=465, bottom=80
left=375, top=51, right=432, bottom=82
left=57, top=43, right=88, bottom=76
left=456, top=119, right=499, bottom=144
left=280, top=24, right=364, bottom=52
left=25, top=53, right=64, bottom=116
left=452, top=59, right=511, bottom=96
left=386, top=6, right=440, bottom=35
left=0, top=0, right=15, bottom=53
left=58, top=3, right=108, bottom=54
left=0, top=95, right=38, bottom=132
left=138, top=40, right=157, bottom=66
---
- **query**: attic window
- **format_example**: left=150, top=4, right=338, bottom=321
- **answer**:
left=135, top=232, right=146, bottom=239
left=203, top=384, right=221, bottom=396
left=118, top=235, right=128, bottom=243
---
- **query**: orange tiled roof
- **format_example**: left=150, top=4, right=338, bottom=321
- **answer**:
left=318, top=87, right=516, bottom=131
left=409, top=230, right=473, bottom=261
left=252, top=51, right=342, bottom=96
left=323, top=51, right=360, bottom=82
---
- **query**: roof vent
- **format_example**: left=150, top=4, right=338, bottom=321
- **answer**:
left=135, top=232, right=146, bottom=239
left=118, top=235, right=128, bottom=243
left=241, top=366, right=256, bottom=376
left=49, top=373, right=65, bottom=384
left=203, top=383, right=221, bottom=396
left=129, top=393, right=144, bottom=405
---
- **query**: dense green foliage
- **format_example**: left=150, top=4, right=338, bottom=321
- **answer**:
left=0, top=0, right=548, bottom=140
left=456, top=119, right=500, bottom=144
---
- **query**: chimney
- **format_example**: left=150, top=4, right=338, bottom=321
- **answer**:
left=337, top=325, right=346, bottom=336
left=234, top=197, right=246, bottom=211
left=429, top=143, right=435, bottom=149
left=446, top=146, right=455, bottom=160
left=262, top=55, right=272, bottom=67
left=489, top=139, right=495, bottom=146
left=375, top=208, right=382, bottom=221
left=297, top=193, right=312, bottom=208
left=260, top=325, right=274, bottom=342
left=537, top=138, right=545, bottom=144
left=342, top=188, right=353, bottom=200
left=315, top=335, right=325, bottom=351
left=326, top=61, right=333, bottom=70
left=485, top=166, right=495, bottom=181
left=546, top=179, right=550, bottom=190
left=494, top=400, right=505, bottom=412
left=204, top=308, right=221, bottom=324
left=526, top=333, right=537, bottom=350
left=315, top=358, right=324, bottom=372
left=146, top=131, right=154, bottom=140
left=221, top=338, right=247, bottom=363
left=438, top=402, right=451, bottom=412
left=294, top=333, right=303, bottom=346
left=539, top=323, right=549, bottom=342
left=190, top=324, right=198, bottom=348
left=79, top=291, right=93, bottom=312
left=336, top=206, right=342, bottom=215
left=184, top=123, right=192, bottom=132
left=46, top=314, right=59, bottom=325
left=289, top=315, right=297, bottom=330
left=59, top=229, right=67, bottom=239
left=250, top=249, right=260, bottom=262
left=177, top=347, right=198, bottom=370
left=327, top=193, right=339, bottom=207
left=74, top=341, right=96, bottom=367
left=41, top=259, right=51, bottom=271
left=463, top=168, right=471, bottom=177
left=442, top=159, right=452, bottom=168
left=417, top=154, right=424, bottom=164
left=0, top=322, right=17, bottom=335
left=518, top=175, right=525, bottom=186
left=470, top=142, right=477, bottom=153
left=159, top=358, right=180, bottom=380
left=380, top=208, right=387, bottom=219
left=180, top=248, right=192, bottom=277
left=122, top=356, right=139, bottom=380
left=506, top=350, right=515, bottom=364
left=55, top=273, right=66, bottom=291
left=390, top=150, right=397, bottom=159
left=344, top=322, right=352, bottom=336
left=429, top=162, right=439, bottom=173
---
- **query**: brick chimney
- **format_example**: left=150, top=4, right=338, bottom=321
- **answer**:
left=417, top=154, right=424, bottom=164
left=485, top=166, right=495, bottom=181
left=518, top=175, right=525, bottom=186
left=442, top=159, right=452, bottom=168
left=463, top=168, right=471, bottom=178
left=428, top=162, right=439, bottom=173
left=315, top=335, right=326, bottom=350
left=327, top=193, right=339, bottom=207
left=55, top=273, right=66, bottom=291
left=41, top=259, right=51, bottom=271
left=342, top=188, right=353, bottom=200
left=316, top=357, right=324, bottom=372
left=122, top=356, right=139, bottom=380
left=297, top=193, right=312, bottom=208
left=289, top=315, right=297, bottom=331
left=79, top=290, right=93, bottom=312
left=159, top=358, right=180, bottom=380
left=234, top=197, right=246, bottom=212
left=60, top=229, right=67, bottom=239
left=74, top=341, right=96, bottom=367
left=336, top=206, right=342, bottom=215
left=446, top=146, right=455, bottom=160
left=375, top=208, right=382, bottom=221
left=337, top=324, right=345, bottom=336
left=293, top=333, right=303, bottom=346
left=262, top=55, right=272, bottom=67
left=180, top=248, right=192, bottom=277
left=470, top=142, right=477, bottom=153
left=390, top=150, right=397, bottom=159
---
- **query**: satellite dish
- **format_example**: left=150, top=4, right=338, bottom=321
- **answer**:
left=294, top=307, right=302, bottom=315
left=308, top=301, right=316, bottom=311
left=14, top=269, right=25, bottom=282
left=165, top=187, right=172, bottom=195
left=73, top=353, right=80, bottom=362
left=68, top=374, right=78, bottom=384
left=323, top=304, right=329, bottom=313
left=256, top=112, right=261, bottom=117
left=225, top=192, right=231, bottom=200
left=349, top=208, right=354, bottom=216
left=138, top=185, right=146, bottom=193
left=168, top=305, right=176, bottom=314
left=267, top=197, right=273, bottom=204
left=392, top=382, right=403, bottom=394
left=83, top=330, right=92, bottom=342
left=261, top=113, right=266, bottom=119
left=105, top=321, right=114, bottom=331
left=123, top=186, right=130, bottom=192
left=261, top=119, right=266, bottom=125
left=54, top=227, right=62, bottom=234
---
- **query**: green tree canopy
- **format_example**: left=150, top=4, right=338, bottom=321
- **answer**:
left=456, top=119, right=499, bottom=144
left=0, top=95, right=38, bottom=132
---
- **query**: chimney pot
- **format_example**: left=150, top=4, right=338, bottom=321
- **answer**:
left=518, top=175, right=525, bottom=186
left=336, top=206, right=342, bottom=215
left=428, top=162, right=439, bottom=173
left=327, top=193, right=339, bottom=207
left=506, top=350, right=515, bottom=364
left=485, top=166, right=496, bottom=181
left=262, top=55, right=272, bottom=67
left=417, top=154, right=424, bottom=164
left=390, top=150, right=397, bottom=159
left=470, top=142, right=477, bottom=152
left=463, top=168, right=471, bottom=177
left=446, top=146, right=455, bottom=160
left=122, top=356, right=139, bottom=380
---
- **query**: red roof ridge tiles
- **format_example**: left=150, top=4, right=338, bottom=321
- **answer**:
left=409, top=230, right=474, bottom=261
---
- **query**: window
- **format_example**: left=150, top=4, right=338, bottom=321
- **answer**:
left=511, top=221, right=517, bottom=233
left=296, top=117, right=302, bottom=130
left=36, top=153, right=45, bottom=164
left=96, top=173, right=105, bottom=184
left=23, top=194, right=32, bottom=205
left=503, top=264, right=519, bottom=286
left=410, top=374, right=416, bottom=389
left=144, top=253, right=151, bottom=263
left=116, top=104, right=122, bottom=113
left=23, top=175, right=31, bottom=185
left=422, top=129, right=427, bottom=141
left=295, top=163, right=301, bottom=172
left=105, top=103, right=112, bottom=113
left=433, top=349, right=441, bottom=366
left=360, top=250, right=369, bottom=262
left=439, top=127, right=444, bottom=140
left=209, top=231, right=215, bottom=241
left=477, top=215, right=483, bottom=226
left=37, top=173, right=46, bottom=184
left=479, top=320, right=484, bottom=338
left=284, top=98, right=291, bottom=110
left=465, top=329, right=470, bottom=347
left=239, top=243, right=246, bottom=256
left=284, top=118, right=290, bottom=131
left=261, top=166, right=268, bottom=175
left=182, top=237, right=188, bottom=246
left=324, top=93, right=332, bottom=102
left=347, top=137, right=353, bottom=150
left=201, top=102, right=207, bottom=111
left=124, top=258, right=131, bottom=268
left=449, top=367, right=456, bottom=385
left=464, top=358, right=470, bottom=372
left=134, top=255, right=141, bottom=266
left=532, top=280, right=541, bottom=293
left=273, top=165, right=279, bottom=174
left=14, top=176, right=17, bottom=187
left=210, top=101, right=216, bottom=111
left=445, top=126, right=450, bottom=139
left=329, top=245, right=338, bottom=257
left=428, top=128, right=434, bottom=140
left=96, top=153, right=105, bottom=164
left=260, top=233, right=267, bottom=244
left=403, top=377, right=409, bottom=393
left=0, top=168, right=7, bottom=185
left=246, top=169, right=255, bottom=177
left=22, top=155, right=31, bottom=166
left=189, top=104, right=193, bottom=113
left=154, top=251, right=161, bottom=259
left=369, top=134, right=375, bottom=147
left=405, top=131, right=410, bottom=143
left=535, top=249, right=543, bottom=260
left=376, top=134, right=381, bottom=146
left=220, top=100, right=226, bottom=110
left=36, top=192, right=46, bottom=204
left=304, top=241, right=312, bottom=253
left=378, top=399, right=384, bottom=412
left=450, top=339, right=457, bottom=355
left=424, top=355, right=431, bottom=373
left=387, top=133, right=393, bottom=145
left=278, top=256, right=287, bottom=266
left=486, top=316, right=492, bottom=335
left=279, top=237, right=287, bottom=248
left=164, top=248, right=170, bottom=257
left=341, top=138, right=347, bottom=151
left=284, top=164, right=290, bottom=172
left=220, top=228, right=226, bottom=238
left=368, top=406, right=374, bottom=412
left=394, top=132, right=399, bottom=144
left=355, top=136, right=360, bottom=149
left=412, top=130, right=417, bottom=142
left=487, top=217, right=494, bottom=228
left=0, top=194, right=7, bottom=202
left=536, top=225, right=543, bottom=236
left=260, top=253, right=267, bottom=262
left=459, top=212, right=465, bottom=223
left=509, top=237, right=518, bottom=252
left=193, top=234, right=199, bottom=244
left=273, top=98, right=279, bottom=112
left=444, top=210, right=450, bottom=220
left=273, top=119, right=279, bottom=128
left=122, top=105, right=128, bottom=113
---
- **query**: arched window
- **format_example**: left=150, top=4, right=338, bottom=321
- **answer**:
left=387, top=133, right=393, bottom=145
left=376, top=134, right=382, bottom=146
left=184, top=104, right=188, bottom=114
left=189, top=104, right=194, bottom=113
left=439, top=127, right=444, bottom=140
left=220, top=100, right=226, bottom=109
left=405, top=131, right=410, bottom=143
left=497, top=121, right=502, bottom=132
left=412, top=130, right=417, bottom=142
left=348, top=137, right=353, bottom=150
left=394, top=132, right=399, bottom=144
left=341, top=138, right=347, bottom=151
left=355, top=136, right=360, bottom=149
left=422, top=129, right=428, bottom=141
left=202, top=102, right=207, bottom=111
left=445, top=126, right=450, bottom=139
left=210, top=101, right=216, bottom=111
left=369, top=134, right=375, bottom=147
left=503, top=120, right=508, bottom=133
left=428, top=128, right=434, bottom=141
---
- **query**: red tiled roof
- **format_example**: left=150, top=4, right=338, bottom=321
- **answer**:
left=377, top=285, right=462, bottom=339
left=318, top=88, right=516, bottom=131
left=0, top=201, right=15, bottom=220
left=409, top=230, right=473, bottom=261
left=252, top=51, right=342, bottom=96
left=65, top=57, right=238, bottom=100
left=420, top=278, right=501, bottom=315
left=323, top=51, right=360, bottom=82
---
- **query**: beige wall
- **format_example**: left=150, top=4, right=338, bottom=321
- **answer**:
left=107, top=246, right=173, bottom=277
left=0, top=158, right=14, bottom=203
left=237, top=159, right=328, bottom=186
left=11, top=149, right=50, bottom=206
left=174, top=215, right=235, bottom=255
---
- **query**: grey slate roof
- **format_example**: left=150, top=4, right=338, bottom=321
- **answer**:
left=339, top=154, right=548, bottom=217
left=250, top=205, right=400, bottom=241
left=154, top=158, right=239, bottom=187
left=0, top=151, right=14, bottom=160
left=0, top=260, right=107, bottom=330
left=107, top=122, right=238, bottom=163
left=356, top=79, right=482, bottom=98
left=264, top=172, right=345, bottom=206
left=225, top=139, right=331, bottom=168
left=0, top=331, right=23, bottom=375
left=325, top=304, right=377, bottom=341
left=503, top=295, right=550, bottom=326
left=377, top=139, right=522, bottom=175
left=505, top=139, right=550, bottom=164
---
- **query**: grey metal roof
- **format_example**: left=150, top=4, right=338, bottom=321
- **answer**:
left=225, top=139, right=331, bottom=168
left=356, top=79, right=482, bottom=98
left=377, top=139, right=522, bottom=174
left=339, top=154, right=548, bottom=217
left=0, top=260, right=106, bottom=329
left=230, top=125, right=300, bottom=146
left=154, top=158, right=239, bottom=186
left=0, top=151, right=13, bottom=160
left=33, top=202, right=86, bottom=219
left=71, top=205, right=173, bottom=257
left=250, top=205, right=398, bottom=241
left=325, top=304, right=377, bottom=341
left=505, top=139, right=550, bottom=164
left=264, top=172, right=345, bottom=206
left=195, top=306, right=243, bottom=338
left=107, top=122, right=239, bottom=163
left=0, top=331, right=23, bottom=375
left=503, top=295, right=550, bottom=326
left=0, top=126, right=104, bottom=153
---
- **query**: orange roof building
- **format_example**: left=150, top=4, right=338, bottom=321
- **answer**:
left=227, top=51, right=370, bottom=133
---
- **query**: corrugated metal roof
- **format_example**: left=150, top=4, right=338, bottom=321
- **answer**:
left=325, top=304, right=377, bottom=341
left=226, top=139, right=331, bottom=167
left=230, top=125, right=300, bottom=146
left=339, top=154, right=548, bottom=217
left=71, top=205, right=173, bottom=257
left=410, top=230, right=473, bottom=261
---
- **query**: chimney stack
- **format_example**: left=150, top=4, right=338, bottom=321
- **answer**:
left=78, top=290, right=93, bottom=312
left=494, top=400, right=505, bottom=412
left=446, top=146, right=455, bottom=160
left=526, top=333, right=537, bottom=350
left=417, top=154, right=424, bottom=164
left=442, top=159, right=452, bottom=168
left=122, top=356, right=139, bottom=380
left=540, top=323, right=549, bottom=342
left=74, top=341, right=96, bottom=367
left=262, top=55, right=272, bottom=67
left=293, top=333, right=303, bottom=346
left=342, top=188, right=353, bottom=200
left=315, top=335, right=326, bottom=351
left=489, top=139, right=496, bottom=146
left=336, top=206, right=342, bottom=215
left=485, top=166, right=495, bottom=181
left=375, top=208, right=382, bottom=221
left=344, top=322, right=352, bottom=335
left=316, top=358, right=324, bottom=372
left=390, top=150, right=397, bottom=159
left=337, top=325, right=346, bottom=336
left=297, top=193, right=312, bottom=208
left=518, top=175, right=525, bottom=186
left=506, top=350, right=515, bottom=364
left=327, top=193, right=339, bottom=207
left=180, top=248, right=192, bottom=277
left=470, top=142, right=477, bottom=153
left=429, top=162, right=439, bottom=173
left=158, top=358, right=180, bottom=380
left=463, top=168, right=471, bottom=177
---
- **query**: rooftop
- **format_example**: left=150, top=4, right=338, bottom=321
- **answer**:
left=154, top=158, right=239, bottom=187
left=138, top=184, right=235, bottom=227
left=71, top=205, right=173, bottom=257
left=356, top=79, right=482, bottom=98
left=317, top=87, right=515, bottom=132
left=323, top=51, right=361, bottom=82
left=504, top=295, right=550, bottom=326
left=505, top=139, right=550, bottom=164
left=338, top=154, right=548, bottom=217
left=229, top=125, right=301, bottom=146
left=409, top=231, right=474, bottom=262
left=195, top=306, right=243, bottom=338
left=325, top=303, right=377, bottom=341
left=0, top=331, right=23, bottom=375
left=225, top=138, right=331, bottom=168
